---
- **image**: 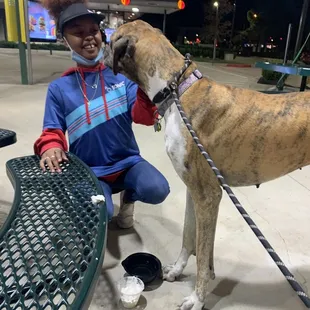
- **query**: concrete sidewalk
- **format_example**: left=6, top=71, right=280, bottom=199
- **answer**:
left=0, top=48, right=74, bottom=85
left=0, top=51, right=309, bottom=310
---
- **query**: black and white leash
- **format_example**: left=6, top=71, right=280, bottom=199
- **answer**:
left=162, top=54, right=310, bottom=308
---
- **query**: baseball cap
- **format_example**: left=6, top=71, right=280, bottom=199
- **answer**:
left=58, top=3, right=105, bottom=34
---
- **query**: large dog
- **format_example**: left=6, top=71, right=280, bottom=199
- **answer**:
left=104, top=20, right=310, bottom=310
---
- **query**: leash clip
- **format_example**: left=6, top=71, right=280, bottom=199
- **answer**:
left=170, top=82, right=177, bottom=90
left=154, top=117, right=162, bottom=132
left=184, top=53, right=191, bottom=61
left=154, top=111, right=162, bottom=132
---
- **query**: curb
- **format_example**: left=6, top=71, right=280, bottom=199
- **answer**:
left=226, top=64, right=252, bottom=68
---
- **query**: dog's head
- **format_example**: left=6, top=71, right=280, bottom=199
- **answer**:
left=103, top=20, right=184, bottom=97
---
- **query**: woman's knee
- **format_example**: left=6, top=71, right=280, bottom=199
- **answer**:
left=140, top=177, right=170, bottom=205
left=99, top=181, right=114, bottom=220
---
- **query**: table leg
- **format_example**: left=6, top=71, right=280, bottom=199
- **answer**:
left=300, top=76, right=307, bottom=92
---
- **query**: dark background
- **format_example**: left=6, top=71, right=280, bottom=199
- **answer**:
left=140, top=0, right=310, bottom=45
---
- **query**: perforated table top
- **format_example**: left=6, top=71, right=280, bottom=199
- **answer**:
left=0, top=129, right=17, bottom=148
left=1, top=154, right=107, bottom=309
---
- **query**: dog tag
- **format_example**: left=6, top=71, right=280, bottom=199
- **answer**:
left=154, top=121, right=162, bottom=132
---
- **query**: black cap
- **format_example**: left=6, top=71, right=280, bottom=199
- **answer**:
left=58, top=3, right=105, bottom=35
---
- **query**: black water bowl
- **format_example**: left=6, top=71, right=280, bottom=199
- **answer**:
left=121, top=252, right=162, bottom=284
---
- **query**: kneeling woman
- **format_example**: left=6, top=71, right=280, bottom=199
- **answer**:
left=34, top=0, right=170, bottom=228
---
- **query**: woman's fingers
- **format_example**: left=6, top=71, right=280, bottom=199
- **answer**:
left=50, top=155, right=61, bottom=172
left=44, top=157, right=56, bottom=173
left=55, top=149, right=63, bottom=163
left=61, top=151, right=69, bottom=162
left=40, top=157, right=46, bottom=172
left=40, top=149, right=68, bottom=173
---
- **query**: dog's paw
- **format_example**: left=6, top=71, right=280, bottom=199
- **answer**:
left=162, top=264, right=183, bottom=282
left=178, top=292, right=204, bottom=310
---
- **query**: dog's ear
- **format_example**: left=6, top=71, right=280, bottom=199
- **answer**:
left=112, top=35, right=137, bottom=75
left=103, top=44, right=113, bottom=69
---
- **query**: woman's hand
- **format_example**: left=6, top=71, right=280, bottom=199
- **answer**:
left=40, top=148, right=68, bottom=173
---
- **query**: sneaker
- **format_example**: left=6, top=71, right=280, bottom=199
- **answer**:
left=116, top=191, right=135, bottom=229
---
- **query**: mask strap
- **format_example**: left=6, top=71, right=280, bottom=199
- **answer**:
left=63, top=37, right=74, bottom=52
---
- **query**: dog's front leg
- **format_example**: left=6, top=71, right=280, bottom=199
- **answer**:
left=179, top=185, right=222, bottom=310
left=163, top=189, right=196, bottom=281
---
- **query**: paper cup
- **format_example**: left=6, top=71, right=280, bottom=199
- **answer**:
left=117, top=276, right=145, bottom=309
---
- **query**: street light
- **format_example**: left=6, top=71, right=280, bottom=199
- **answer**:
left=213, top=1, right=219, bottom=63
left=253, top=13, right=258, bottom=18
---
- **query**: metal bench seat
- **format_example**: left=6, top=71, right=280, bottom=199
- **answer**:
left=0, top=153, right=107, bottom=309
left=0, top=129, right=17, bottom=149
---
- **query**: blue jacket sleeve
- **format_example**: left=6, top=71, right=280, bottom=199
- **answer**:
left=43, top=82, right=67, bottom=132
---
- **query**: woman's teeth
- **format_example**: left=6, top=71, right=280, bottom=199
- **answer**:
left=84, top=44, right=95, bottom=49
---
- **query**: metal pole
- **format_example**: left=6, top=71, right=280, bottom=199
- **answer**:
left=294, top=0, right=309, bottom=57
left=163, top=9, right=167, bottom=35
left=277, top=31, right=310, bottom=90
left=230, top=1, right=236, bottom=49
left=283, top=23, right=292, bottom=65
left=15, top=0, right=28, bottom=85
left=277, top=23, right=293, bottom=90
left=24, top=0, right=33, bottom=84
left=212, top=6, right=219, bottom=63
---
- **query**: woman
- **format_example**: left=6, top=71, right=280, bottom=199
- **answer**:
left=34, top=0, right=170, bottom=229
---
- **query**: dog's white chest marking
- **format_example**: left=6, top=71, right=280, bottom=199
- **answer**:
left=164, top=104, right=187, bottom=178
left=145, top=72, right=187, bottom=178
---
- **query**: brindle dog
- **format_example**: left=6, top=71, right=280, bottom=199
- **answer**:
left=103, top=20, right=310, bottom=310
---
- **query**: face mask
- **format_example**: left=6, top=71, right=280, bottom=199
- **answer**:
left=71, top=48, right=104, bottom=66
left=64, top=37, right=104, bottom=67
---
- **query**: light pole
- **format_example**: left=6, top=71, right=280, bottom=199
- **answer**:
left=252, top=13, right=259, bottom=52
left=212, top=1, right=219, bottom=63
left=230, top=2, right=236, bottom=49
left=294, top=0, right=309, bottom=57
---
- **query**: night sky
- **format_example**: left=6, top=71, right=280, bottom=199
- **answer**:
left=141, top=0, right=310, bottom=43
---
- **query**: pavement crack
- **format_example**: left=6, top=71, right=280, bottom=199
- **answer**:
left=253, top=211, right=292, bottom=264
left=288, top=174, right=310, bottom=192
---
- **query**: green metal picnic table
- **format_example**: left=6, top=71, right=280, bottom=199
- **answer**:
left=255, top=62, right=310, bottom=92
left=0, top=136, right=107, bottom=309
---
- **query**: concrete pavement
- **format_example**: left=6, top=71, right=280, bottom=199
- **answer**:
left=0, top=49, right=309, bottom=310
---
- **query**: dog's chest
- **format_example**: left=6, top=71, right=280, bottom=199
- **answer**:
left=164, top=104, right=187, bottom=177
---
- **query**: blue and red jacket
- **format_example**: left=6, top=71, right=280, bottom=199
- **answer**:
left=34, top=63, right=156, bottom=182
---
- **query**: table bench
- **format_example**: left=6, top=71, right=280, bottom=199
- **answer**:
left=0, top=129, right=17, bottom=149
left=255, top=62, right=310, bottom=92
left=0, top=153, right=107, bottom=309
